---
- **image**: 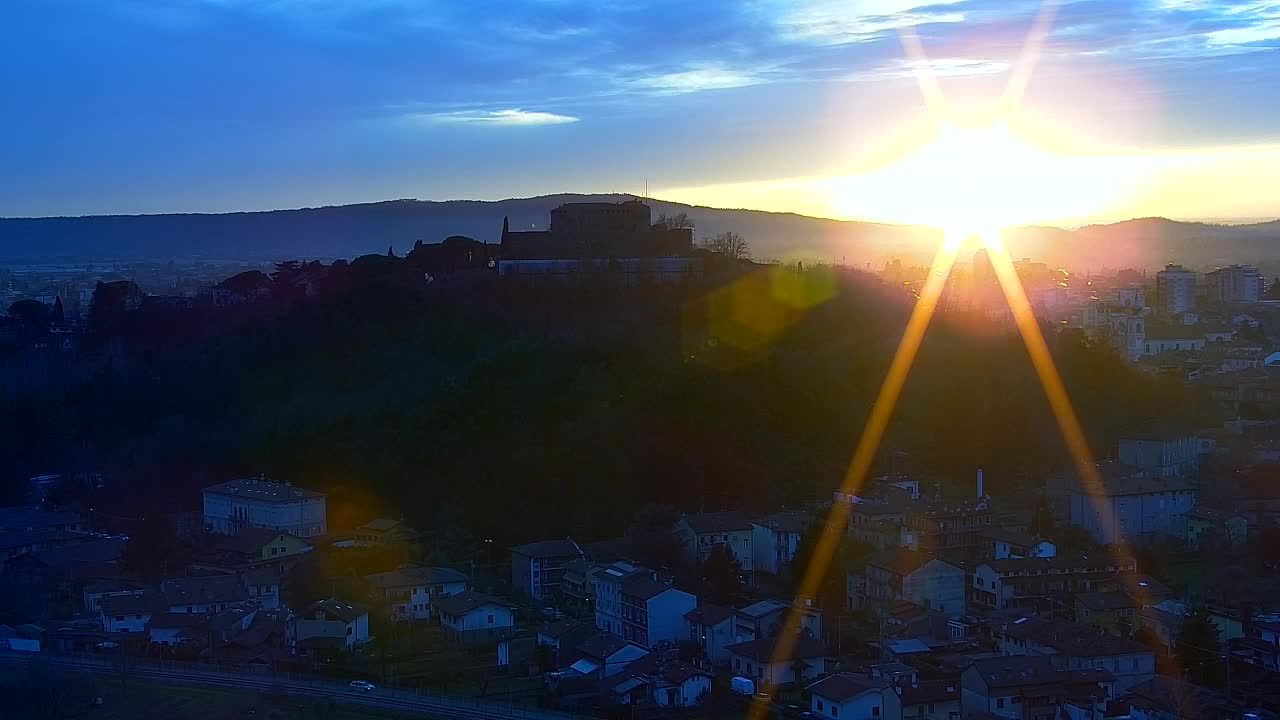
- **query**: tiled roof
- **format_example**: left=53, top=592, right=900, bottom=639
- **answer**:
left=161, top=575, right=247, bottom=606
left=620, top=575, right=672, bottom=601
left=683, top=511, right=752, bottom=534
left=510, top=538, right=582, bottom=559
left=752, top=511, right=811, bottom=534
left=726, top=634, right=828, bottom=662
left=364, top=566, right=467, bottom=589
left=1077, top=591, right=1137, bottom=611
left=308, top=597, right=368, bottom=623
left=684, top=604, right=735, bottom=627
left=807, top=673, right=890, bottom=702
left=900, top=680, right=960, bottom=705
left=867, top=548, right=929, bottom=576
left=1003, top=617, right=1151, bottom=657
left=433, top=590, right=508, bottom=617
left=101, top=590, right=168, bottom=616
left=577, top=632, right=634, bottom=660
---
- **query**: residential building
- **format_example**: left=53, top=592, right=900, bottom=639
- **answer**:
left=510, top=537, right=583, bottom=603
left=899, top=680, right=962, bottom=720
left=1118, top=431, right=1199, bottom=478
left=0, top=506, right=87, bottom=534
left=860, top=549, right=965, bottom=617
left=160, top=575, right=249, bottom=614
left=1205, top=264, right=1261, bottom=304
left=363, top=565, right=468, bottom=621
left=1155, top=264, right=1196, bottom=316
left=211, top=526, right=313, bottom=567
left=684, top=603, right=738, bottom=664
left=1184, top=507, right=1248, bottom=551
left=1044, top=460, right=1148, bottom=528
left=82, top=579, right=144, bottom=614
left=1142, top=325, right=1207, bottom=355
left=148, top=611, right=208, bottom=646
left=961, top=656, right=1113, bottom=720
left=101, top=590, right=167, bottom=633
left=1138, top=604, right=1184, bottom=653
left=594, top=560, right=654, bottom=636
left=674, top=511, right=754, bottom=575
left=620, top=654, right=713, bottom=708
left=807, top=673, right=903, bottom=720
left=618, top=575, right=695, bottom=647
left=560, top=558, right=603, bottom=616
left=906, top=499, right=993, bottom=553
left=1231, top=620, right=1280, bottom=674
left=1066, top=474, right=1195, bottom=545
left=1074, top=591, right=1139, bottom=636
left=300, top=597, right=369, bottom=648
left=570, top=633, right=650, bottom=678
left=202, top=477, right=327, bottom=537
left=970, top=555, right=1137, bottom=612
left=996, top=616, right=1155, bottom=691
left=435, top=590, right=515, bottom=645
left=734, top=597, right=822, bottom=640
left=976, top=528, right=1056, bottom=560
left=751, top=511, right=810, bottom=575
left=536, top=618, right=596, bottom=667
left=353, top=518, right=419, bottom=548
left=1123, top=676, right=1228, bottom=720
left=726, top=634, right=832, bottom=688
left=244, top=567, right=282, bottom=610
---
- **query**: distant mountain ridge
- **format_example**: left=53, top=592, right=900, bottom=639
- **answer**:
left=1, top=194, right=1277, bottom=269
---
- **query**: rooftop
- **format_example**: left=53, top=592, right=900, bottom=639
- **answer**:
left=577, top=632, right=636, bottom=660
left=736, top=598, right=790, bottom=618
left=752, top=510, right=812, bottom=534
left=684, top=603, right=735, bottom=627
left=726, top=634, right=828, bottom=662
left=308, top=597, right=368, bottom=623
left=1002, top=617, right=1151, bottom=657
left=203, top=478, right=324, bottom=502
left=433, top=590, right=509, bottom=617
left=363, top=565, right=467, bottom=589
left=620, top=575, right=673, bottom=601
left=161, top=575, right=248, bottom=606
left=867, top=548, right=934, bottom=576
left=0, top=506, right=83, bottom=531
left=683, top=511, right=752, bottom=535
left=101, top=590, right=169, bottom=616
left=357, top=517, right=405, bottom=532
left=807, top=673, right=891, bottom=702
left=510, top=538, right=582, bottom=559
left=900, top=680, right=960, bottom=706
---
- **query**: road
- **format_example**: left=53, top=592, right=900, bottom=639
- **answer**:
left=0, top=651, right=585, bottom=720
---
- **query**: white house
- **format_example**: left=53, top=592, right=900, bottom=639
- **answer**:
left=244, top=567, right=282, bottom=610
left=299, top=598, right=369, bottom=648
left=726, top=635, right=831, bottom=689
left=202, top=477, right=327, bottom=537
left=859, top=549, right=965, bottom=617
left=435, top=590, right=515, bottom=645
left=808, top=673, right=902, bottom=720
left=734, top=598, right=823, bottom=640
left=160, top=575, right=248, bottom=614
left=147, top=611, right=208, bottom=645
left=594, top=560, right=653, bottom=637
left=619, top=654, right=712, bottom=708
left=1067, top=474, right=1195, bottom=545
left=619, top=575, right=695, bottom=647
left=976, top=528, right=1056, bottom=560
left=684, top=604, right=739, bottom=665
left=363, top=566, right=467, bottom=621
left=751, top=511, right=810, bottom=575
left=572, top=633, right=651, bottom=678
left=101, top=590, right=167, bottom=633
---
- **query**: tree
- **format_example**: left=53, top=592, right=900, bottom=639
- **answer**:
left=1177, top=607, right=1222, bottom=688
left=122, top=515, right=186, bottom=583
left=7, top=299, right=50, bottom=327
left=701, top=544, right=743, bottom=606
left=51, top=296, right=65, bottom=323
left=656, top=212, right=693, bottom=230
left=702, top=231, right=750, bottom=260
left=791, top=517, right=873, bottom=612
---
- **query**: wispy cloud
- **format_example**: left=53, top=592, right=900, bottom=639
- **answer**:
left=404, top=108, right=580, bottom=126
left=627, top=67, right=765, bottom=93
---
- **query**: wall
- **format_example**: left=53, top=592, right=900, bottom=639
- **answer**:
left=1070, top=489, right=1195, bottom=545
left=443, top=604, right=514, bottom=643
left=202, top=491, right=327, bottom=537
left=646, top=588, right=697, bottom=646
left=903, top=560, right=965, bottom=617
left=103, top=611, right=150, bottom=633
left=813, top=688, right=902, bottom=720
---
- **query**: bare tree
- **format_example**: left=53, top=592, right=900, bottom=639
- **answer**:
left=701, top=231, right=750, bottom=261
left=655, top=212, right=694, bottom=230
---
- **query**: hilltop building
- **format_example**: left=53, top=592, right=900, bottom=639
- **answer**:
left=202, top=478, right=327, bottom=538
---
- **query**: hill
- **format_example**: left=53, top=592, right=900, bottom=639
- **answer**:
left=1, top=194, right=1277, bottom=269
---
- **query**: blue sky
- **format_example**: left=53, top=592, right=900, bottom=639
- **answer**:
left=2, top=0, right=1279, bottom=219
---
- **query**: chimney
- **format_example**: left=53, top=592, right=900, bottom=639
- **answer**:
left=976, top=468, right=984, bottom=499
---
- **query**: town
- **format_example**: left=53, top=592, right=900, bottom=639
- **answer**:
left=1, top=199, right=1279, bottom=720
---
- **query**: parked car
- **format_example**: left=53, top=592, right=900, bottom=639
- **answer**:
left=348, top=680, right=376, bottom=692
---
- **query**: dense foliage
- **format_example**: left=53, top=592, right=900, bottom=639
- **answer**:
left=0, top=259, right=1215, bottom=551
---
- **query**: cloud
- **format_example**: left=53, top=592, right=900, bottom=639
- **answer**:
left=627, top=67, right=765, bottom=93
left=404, top=108, right=580, bottom=126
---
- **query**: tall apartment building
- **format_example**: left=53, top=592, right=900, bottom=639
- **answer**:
left=1206, top=264, right=1261, bottom=304
left=1155, top=264, right=1196, bottom=316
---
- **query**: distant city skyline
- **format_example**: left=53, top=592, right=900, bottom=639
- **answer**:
left=3, top=1, right=1279, bottom=223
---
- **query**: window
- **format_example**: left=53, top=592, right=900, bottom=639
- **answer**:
left=135, top=614, right=143, bottom=620
left=1012, top=696, right=1022, bottom=704
left=272, top=547, right=278, bottom=555
left=871, top=707, right=878, bottom=717
left=115, top=615, right=124, bottom=621
left=816, top=701, right=824, bottom=712
left=346, top=627, right=352, bottom=635
left=735, top=659, right=741, bottom=670
left=997, top=698, right=1005, bottom=709
left=831, top=706, right=839, bottom=717
left=488, top=614, right=495, bottom=624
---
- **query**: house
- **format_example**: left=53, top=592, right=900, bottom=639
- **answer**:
left=906, top=499, right=993, bottom=553
left=83, top=579, right=144, bottom=613
left=559, top=558, right=603, bottom=615
left=148, top=611, right=209, bottom=646
left=1139, top=604, right=1184, bottom=652
left=860, top=549, right=965, bottom=617
left=353, top=518, right=419, bottom=548
left=510, top=537, right=583, bottom=603
left=675, top=511, right=754, bottom=576
left=299, top=597, right=369, bottom=648
left=363, top=565, right=467, bottom=621
left=751, top=511, right=810, bottom=575
left=0, top=506, right=88, bottom=534
left=1184, top=507, right=1248, bottom=551
left=537, top=619, right=597, bottom=667
left=1075, top=592, right=1139, bottom=636
left=160, top=575, right=249, bottom=614
left=1142, top=325, right=1207, bottom=356
left=202, top=477, right=327, bottom=537
left=975, top=528, right=1056, bottom=560
left=435, top=590, right=515, bottom=645
left=684, top=603, right=738, bottom=665
left=1123, top=675, right=1226, bottom=720
left=996, top=616, right=1155, bottom=691
left=900, top=680, right=962, bottom=720
left=212, top=526, right=313, bottom=567
left=101, top=590, right=168, bottom=633
left=0, top=529, right=89, bottom=561
left=244, top=567, right=282, bottom=610
left=734, top=597, right=823, bottom=640
left=570, top=632, right=651, bottom=678
left=807, top=673, right=902, bottom=720
left=970, top=555, right=1138, bottom=612
left=1230, top=620, right=1280, bottom=673
left=621, top=654, right=713, bottom=708
left=593, top=560, right=654, bottom=636
left=618, top=574, right=695, bottom=647
left=1065, top=473, right=1195, bottom=546
left=961, top=656, right=1115, bottom=719
left=726, top=634, right=832, bottom=689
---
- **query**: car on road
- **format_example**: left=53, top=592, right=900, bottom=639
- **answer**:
left=348, top=680, right=376, bottom=692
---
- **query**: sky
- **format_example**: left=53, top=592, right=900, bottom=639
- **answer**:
left=2, top=0, right=1279, bottom=224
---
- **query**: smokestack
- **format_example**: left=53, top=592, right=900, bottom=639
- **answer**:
left=976, top=468, right=984, bottom=499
